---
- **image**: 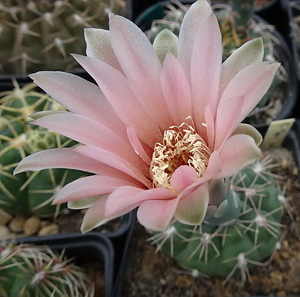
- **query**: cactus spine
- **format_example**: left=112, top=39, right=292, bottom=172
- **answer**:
left=0, top=242, right=94, bottom=297
left=149, top=155, right=285, bottom=283
left=0, top=0, right=126, bottom=75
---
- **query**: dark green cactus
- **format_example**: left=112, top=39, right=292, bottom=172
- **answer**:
left=0, top=82, right=85, bottom=218
left=0, top=0, right=126, bottom=75
left=149, top=156, right=284, bottom=283
left=0, top=242, right=94, bottom=297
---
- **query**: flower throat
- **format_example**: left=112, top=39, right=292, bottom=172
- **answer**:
left=150, top=122, right=211, bottom=191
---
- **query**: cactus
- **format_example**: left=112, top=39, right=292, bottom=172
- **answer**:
left=0, top=241, right=94, bottom=297
left=0, top=0, right=126, bottom=76
left=0, top=81, right=85, bottom=218
left=148, top=155, right=285, bottom=283
left=146, top=0, right=284, bottom=113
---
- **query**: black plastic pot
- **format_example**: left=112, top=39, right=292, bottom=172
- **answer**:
left=15, top=232, right=114, bottom=297
left=133, top=1, right=297, bottom=127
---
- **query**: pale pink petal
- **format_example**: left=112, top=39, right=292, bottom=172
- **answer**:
left=73, top=54, right=162, bottom=147
left=33, top=112, right=147, bottom=169
left=190, top=13, right=222, bottom=136
left=84, top=28, right=122, bottom=71
left=126, top=127, right=152, bottom=165
left=175, top=182, right=209, bottom=225
left=81, top=186, right=174, bottom=232
left=219, top=62, right=280, bottom=123
left=160, top=52, right=193, bottom=125
left=14, top=148, right=124, bottom=176
left=170, top=165, right=198, bottom=194
left=175, top=151, right=222, bottom=203
left=217, top=134, right=262, bottom=178
left=204, top=104, right=215, bottom=149
left=178, top=0, right=212, bottom=79
left=109, top=14, right=172, bottom=128
left=214, top=96, right=244, bottom=150
left=137, top=198, right=179, bottom=231
left=81, top=194, right=110, bottom=233
left=219, top=38, right=264, bottom=97
left=105, top=187, right=175, bottom=218
left=74, top=146, right=152, bottom=188
left=53, top=175, right=138, bottom=204
left=30, top=72, right=126, bottom=137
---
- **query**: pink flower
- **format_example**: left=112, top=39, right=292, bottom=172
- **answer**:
left=15, top=0, right=279, bottom=232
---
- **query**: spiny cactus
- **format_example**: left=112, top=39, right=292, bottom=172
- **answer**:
left=0, top=81, right=85, bottom=218
left=0, top=241, right=94, bottom=297
left=0, top=0, right=126, bottom=76
left=148, top=155, right=286, bottom=284
left=146, top=0, right=284, bottom=113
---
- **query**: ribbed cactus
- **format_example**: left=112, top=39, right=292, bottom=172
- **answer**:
left=0, top=242, right=94, bottom=297
left=0, top=81, right=85, bottom=218
left=0, top=0, right=126, bottom=75
left=149, top=155, right=284, bottom=283
left=146, top=0, right=282, bottom=110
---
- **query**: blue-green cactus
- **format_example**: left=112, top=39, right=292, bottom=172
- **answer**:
left=149, top=156, right=284, bottom=283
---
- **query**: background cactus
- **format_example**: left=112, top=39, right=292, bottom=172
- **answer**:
left=146, top=0, right=285, bottom=115
left=0, top=81, right=85, bottom=218
left=0, top=0, right=126, bottom=76
left=149, top=155, right=285, bottom=283
left=0, top=241, right=94, bottom=297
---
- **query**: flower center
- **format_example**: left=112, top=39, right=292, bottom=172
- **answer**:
left=150, top=122, right=211, bottom=191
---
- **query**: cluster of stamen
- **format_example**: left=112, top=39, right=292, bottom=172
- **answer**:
left=150, top=122, right=211, bottom=191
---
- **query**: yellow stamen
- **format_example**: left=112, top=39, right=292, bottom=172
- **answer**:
left=150, top=122, right=211, bottom=191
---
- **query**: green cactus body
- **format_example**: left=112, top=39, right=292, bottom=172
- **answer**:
left=0, top=0, right=126, bottom=75
left=0, top=242, right=94, bottom=297
left=0, top=82, right=85, bottom=218
left=149, top=157, right=284, bottom=282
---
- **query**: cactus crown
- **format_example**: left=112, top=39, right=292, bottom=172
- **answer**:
left=0, top=241, right=94, bottom=297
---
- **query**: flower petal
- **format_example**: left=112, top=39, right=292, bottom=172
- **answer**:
left=81, top=186, right=174, bottom=232
left=214, top=95, right=244, bottom=150
left=153, top=29, right=178, bottom=62
left=219, top=38, right=264, bottom=97
left=33, top=112, right=147, bottom=169
left=219, top=62, right=280, bottom=123
left=175, top=183, right=209, bottom=225
left=53, top=175, right=137, bottom=204
left=170, top=165, right=198, bottom=194
left=109, top=14, right=173, bottom=128
left=84, top=28, right=122, bottom=70
left=73, top=54, right=162, bottom=147
left=14, top=148, right=129, bottom=178
left=30, top=71, right=126, bottom=137
left=178, top=0, right=212, bottom=78
left=74, top=145, right=151, bottom=188
left=137, top=198, right=179, bottom=231
left=190, top=13, right=222, bottom=134
left=217, top=134, right=261, bottom=178
left=126, top=127, right=152, bottom=165
left=160, top=52, right=192, bottom=125
left=232, top=123, right=263, bottom=145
